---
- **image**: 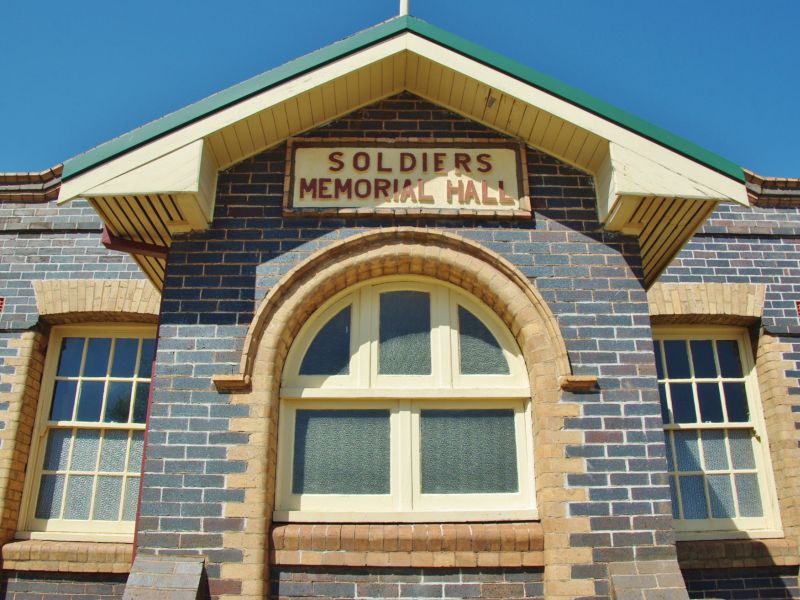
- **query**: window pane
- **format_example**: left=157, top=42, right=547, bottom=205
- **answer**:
left=668, top=477, right=679, bottom=518
left=674, top=431, right=701, bottom=472
left=76, top=381, right=104, bottom=422
left=664, top=340, right=690, bottom=379
left=723, top=382, right=750, bottom=422
left=658, top=383, right=670, bottom=425
left=93, top=476, right=122, bottom=521
left=458, top=306, right=509, bottom=375
left=664, top=432, right=675, bottom=471
left=35, top=474, right=65, bottom=519
left=138, top=339, right=156, bottom=378
left=56, top=338, right=84, bottom=377
left=653, top=341, right=664, bottom=380
left=128, top=432, right=144, bottom=471
left=379, top=291, right=431, bottom=375
left=63, top=475, right=94, bottom=520
left=292, top=410, right=390, bottom=494
left=420, top=409, right=518, bottom=494
left=104, top=382, right=132, bottom=423
left=43, top=429, right=71, bottom=471
left=708, top=474, right=736, bottom=518
left=697, top=383, right=724, bottom=423
left=133, top=383, right=149, bottom=423
left=299, top=306, right=351, bottom=376
left=690, top=340, right=717, bottom=378
left=111, top=339, right=138, bottom=377
left=100, top=431, right=129, bottom=472
left=670, top=383, right=696, bottom=423
left=735, top=474, right=764, bottom=517
left=717, top=340, right=743, bottom=378
left=728, top=430, right=756, bottom=469
left=70, top=430, right=100, bottom=471
left=50, top=380, right=77, bottom=421
left=83, top=338, right=111, bottom=377
left=123, top=477, right=140, bottom=521
left=679, top=475, right=708, bottom=519
left=700, top=430, right=728, bottom=471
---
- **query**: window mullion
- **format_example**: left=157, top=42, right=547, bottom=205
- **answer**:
left=399, top=401, right=414, bottom=512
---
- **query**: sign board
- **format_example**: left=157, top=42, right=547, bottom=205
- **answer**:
left=284, top=139, right=529, bottom=215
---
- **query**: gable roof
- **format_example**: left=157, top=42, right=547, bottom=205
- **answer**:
left=62, top=16, right=743, bottom=184
left=57, top=15, right=750, bottom=290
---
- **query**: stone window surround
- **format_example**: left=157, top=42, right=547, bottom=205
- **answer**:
left=0, top=279, right=160, bottom=573
left=648, top=282, right=800, bottom=569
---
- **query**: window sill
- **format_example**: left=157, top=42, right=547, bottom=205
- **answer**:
left=1, top=540, right=133, bottom=573
left=676, top=537, right=799, bottom=569
left=273, top=509, right=539, bottom=523
left=270, top=522, right=544, bottom=568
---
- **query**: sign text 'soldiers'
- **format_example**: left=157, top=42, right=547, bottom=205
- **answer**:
left=289, top=145, right=525, bottom=211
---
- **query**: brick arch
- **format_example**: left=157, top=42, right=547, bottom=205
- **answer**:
left=32, top=280, right=160, bottom=324
left=212, top=227, right=589, bottom=599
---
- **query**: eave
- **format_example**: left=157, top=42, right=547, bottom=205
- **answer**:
left=57, top=16, right=749, bottom=290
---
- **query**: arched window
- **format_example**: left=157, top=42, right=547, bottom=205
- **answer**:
left=276, top=278, right=536, bottom=522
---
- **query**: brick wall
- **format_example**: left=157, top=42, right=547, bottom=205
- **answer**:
left=270, top=567, right=544, bottom=600
left=0, top=571, right=127, bottom=599
left=141, top=93, right=676, bottom=599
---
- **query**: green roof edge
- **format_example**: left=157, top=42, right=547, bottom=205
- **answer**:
left=62, top=15, right=745, bottom=184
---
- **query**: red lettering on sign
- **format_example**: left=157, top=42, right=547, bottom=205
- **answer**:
left=328, top=151, right=344, bottom=172
left=476, top=153, right=492, bottom=173
left=299, top=178, right=317, bottom=198
left=354, top=179, right=371, bottom=198
left=400, top=152, right=416, bottom=172
left=454, top=152, right=471, bottom=174
left=417, top=179, right=434, bottom=203
left=374, top=178, right=391, bottom=199
left=481, top=181, right=498, bottom=205
left=498, top=180, right=514, bottom=205
left=447, top=180, right=463, bottom=204
left=353, top=152, right=370, bottom=172
left=398, top=179, right=416, bottom=203
left=376, top=152, right=392, bottom=173
left=334, top=179, right=352, bottom=199
left=318, top=178, right=332, bottom=199
left=463, top=180, right=480, bottom=205
left=434, top=152, right=446, bottom=173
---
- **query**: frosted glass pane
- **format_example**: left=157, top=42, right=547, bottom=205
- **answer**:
left=70, top=430, right=100, bottom=471
left=697, top=383, right=723, bottom=423
left=679, top=475, right=708, bottom=519
left=458, top=306, right=509, bottom=374
left=50, top=380, right=77, bottom=421
left=379, top=291, right=430, bottom=375
left=701, top=430, right=728, bottom=470
left=708, top=474, right=735, bottom=518
left=133, top=383, right=149, bottom=423
left=668, top=477, right=679, bottom=518
left=35, top=474, right=64, bottom=519
left=128, top=432, right=144, bottom=472
left=729, top=430, right=756, bottom=469
left=76, top=381, right=104, bottom=422
left=64, top=475, right=93, bottom=520
left=717, top=340, right=743, bottom=377
left=670, top=383, right=696, bottom=423
left=674, top=431, right=701, bottom=472
left=84, top=338, right=111, bottom=377
left=93, top=476, right=122, bottom=520
left=735, top=473, right=764, bottom=517
left=723, top=383, right=750, bottom=422
left=664, top=432, right=675, bottom=471
left=100, top=431, right=129, bottom=472
left=658, top=383, right=670, bottom=425
left=299, top=306, right=351, bottom=375
left=420, top=409, right=518, bottom=494
left=690, top=340, right=717, bottom=378
left=123, top=478, right=140, bottom=521
left=292, top=410, right=390, bottom=494
left=664, top=340, right=690, bottom=378
left=138, top=339, right=156, bottom=378
left=43, top=429, right=71, bottom=471
left=56, top=338, right=84, bottom=376
left=104, top=381, right=132, bottom=423
left=111, top=339, right=138, bottom=377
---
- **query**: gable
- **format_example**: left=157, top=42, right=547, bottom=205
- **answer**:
left=55, top=17, right=749, bottom=290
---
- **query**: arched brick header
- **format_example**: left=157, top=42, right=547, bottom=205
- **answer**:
left=210, top=227, right=596, bottom=599
left=214, top=227, right=576, bottom=393
left=32, top=279, right=160, bottom=324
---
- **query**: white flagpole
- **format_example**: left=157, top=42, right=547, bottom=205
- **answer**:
left=399, top=0, right=409, bottom=16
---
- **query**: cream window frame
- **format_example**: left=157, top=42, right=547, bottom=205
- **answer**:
left=17, top=323, right=157, bottom=543
left=277, top=277, right=535, bottom=522
left=653, top=326, right=782, bottom=540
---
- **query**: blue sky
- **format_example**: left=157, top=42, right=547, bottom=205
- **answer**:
left=2, top=1, right=797, bottom=176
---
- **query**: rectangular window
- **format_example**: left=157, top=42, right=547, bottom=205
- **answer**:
left=654, top=328, right=781, bottom=538
left=19, top=325, right=156, bottom=541
left=275, top=399, right=536, bottom=522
